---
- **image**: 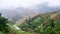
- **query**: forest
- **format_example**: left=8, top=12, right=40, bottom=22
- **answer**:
left=0, top=11, right=60, bottom=34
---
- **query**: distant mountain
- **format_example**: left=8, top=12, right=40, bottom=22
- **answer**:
left=0, top=3, right=60, bottom=22
left=0, top=9, right=22, bottom=22
left=34, top=3, right=60, bottom=12
left=0, top=7, right=36, bottom=22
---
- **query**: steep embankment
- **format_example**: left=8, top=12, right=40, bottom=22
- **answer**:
left=16, top=11, right=60, bottom=26
left=16, top=14, right=40, bottom=25
left=15, top=11, right=60, bottom=34
left=51, top=12, right=60, bottom=20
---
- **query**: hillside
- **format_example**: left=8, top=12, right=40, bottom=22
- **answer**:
left=0, top=15, right=31, bottom=34
left=16, top=11, right=60, bottom=25
left=0, top=11, right=60, bottom=34
left=16, top=11, right=60, bottom=34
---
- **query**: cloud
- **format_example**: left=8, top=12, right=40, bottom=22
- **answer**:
left=0, top=0, right=60, bottom=9
left=47, top=0, right=60, bottom=7
left=0, top=0, right=44, bottom=9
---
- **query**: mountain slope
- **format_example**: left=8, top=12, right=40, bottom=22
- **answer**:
left=16, top=11, right=60, bottom=34
left=16, top=11, right=60, bottom=25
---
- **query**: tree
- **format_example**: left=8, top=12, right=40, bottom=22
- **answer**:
left=0, top=13, right=9, bottom=34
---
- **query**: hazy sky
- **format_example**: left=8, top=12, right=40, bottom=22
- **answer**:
left=0, top=0, right=60, bottom=9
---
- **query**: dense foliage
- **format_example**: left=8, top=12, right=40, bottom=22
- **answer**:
left=19, top=16, right=60, bottom=34
left=0, top=12, right=60, bottom=34
left=0, top=16, right=9, bottom=34
left=0, top=14, right=31, bottom=34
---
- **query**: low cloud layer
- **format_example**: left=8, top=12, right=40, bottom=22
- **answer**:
left=0, top=0, right=60, bottom=9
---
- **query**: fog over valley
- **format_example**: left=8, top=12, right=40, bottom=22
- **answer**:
left=0, top=0, right=60, bottom=22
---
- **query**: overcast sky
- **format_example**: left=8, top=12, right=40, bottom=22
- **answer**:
left=0, top=0, right=60, bottom=9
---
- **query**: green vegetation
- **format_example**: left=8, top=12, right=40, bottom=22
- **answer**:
left=8, top=25, right=30, bottom=34
left=0, top=14, right=30, bottom=34
left=0, top=15, right=10, bottom=34
left=0, top=11, right=60, bottom=34
left=19, top=15, right=60, bottom=34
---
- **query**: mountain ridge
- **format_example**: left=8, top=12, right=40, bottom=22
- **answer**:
left=16, top=11, right=60, bottom=26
